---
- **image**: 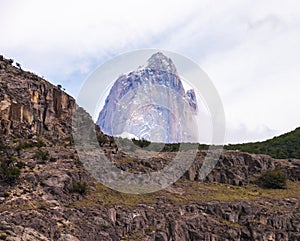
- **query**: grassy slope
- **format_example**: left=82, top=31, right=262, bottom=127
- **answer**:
left=71, top=179, right=300, bottom=208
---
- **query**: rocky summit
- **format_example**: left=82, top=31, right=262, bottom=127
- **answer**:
left=0, top=56, right=75, bottom=142
left=97, top=52, right=198, bottom=143
left=0, top=54, right=300, bottom=241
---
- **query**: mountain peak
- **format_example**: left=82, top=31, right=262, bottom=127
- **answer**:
left=146, top=52, right=177, bottom=73
left=97, top=52, right=198, bottom=143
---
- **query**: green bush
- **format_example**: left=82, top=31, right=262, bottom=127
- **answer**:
left=17, top=140, right=45, bottom=150
left=16, top=142, right=34, bottom=150
left=16, top=161, right=25, bottom=169
left=34, top=149, right=49, bottom=160
left=258, top=170, right=287, bottom=189
left=97, top=134, right=107, bottom=146
left=36, top=140, right=46, bottom=148
left=0, top=164, right=21, bottom=185
left=72, top=182, right=88, bottom=195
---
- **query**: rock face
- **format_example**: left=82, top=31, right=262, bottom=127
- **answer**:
left=0, top=55, right=75, bottom=143
left=112, top=149, right=300, bottom=185
left=97, top=52, right=199, bottom=143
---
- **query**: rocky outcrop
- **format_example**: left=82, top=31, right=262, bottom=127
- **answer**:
left=0, top=221, right=51, bottom=241
left=111, top=149, right=300, bottom=185
left=187, top=150, right=300, bottom=185
left=1, top=186, right=299, bottom=241
left=0, top=56, right=75, bottom=142
left=97, top=52, right=198, bottom=143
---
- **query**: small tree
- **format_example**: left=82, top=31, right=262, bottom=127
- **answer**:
left=258, top=170, right=287, bottom=189
left=16, top=62, right=22, bottom=69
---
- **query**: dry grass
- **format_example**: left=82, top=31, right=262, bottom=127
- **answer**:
left=71, top=179, right=300, bottom=207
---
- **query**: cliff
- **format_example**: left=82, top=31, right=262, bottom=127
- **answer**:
left=0, top=55, right=75, bottom=143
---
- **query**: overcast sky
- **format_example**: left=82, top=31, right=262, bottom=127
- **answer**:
left=1, top=0, right=300, bottom=144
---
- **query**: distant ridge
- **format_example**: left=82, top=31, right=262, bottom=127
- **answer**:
left=225, top=127, right=300, bottom=159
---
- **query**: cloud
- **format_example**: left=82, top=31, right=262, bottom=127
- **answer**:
left=198, top=2, right=300, bottom=142
left=0, top=0, right=201, bottom=74
left=1, top=0, right=300, bottom=143
left=225, top=123, right=279, bottom=144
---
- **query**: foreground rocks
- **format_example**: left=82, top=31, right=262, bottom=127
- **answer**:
left=0, top=177, right=299, bottom=241
left=0, top=142, right=299, bottom=241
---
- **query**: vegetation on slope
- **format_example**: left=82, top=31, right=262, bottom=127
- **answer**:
left=96, top=126, right=300, bottom=159
left=71, top=179, right=300, bottom=208
left=0, top=140, right=22, bottom=185
left=225, top=127, right=300, bottom=159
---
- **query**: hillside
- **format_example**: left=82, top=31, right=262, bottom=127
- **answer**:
left=225, top=127, right=300, bottom=159
left=0, top=55, right=300, bottom=241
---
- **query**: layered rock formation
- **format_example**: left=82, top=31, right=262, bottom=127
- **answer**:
left=97, top=52, right=199, bottom=143
left=0, top=55, right=75, bottom=143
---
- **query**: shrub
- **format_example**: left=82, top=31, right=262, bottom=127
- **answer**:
left=17, top=140, right=45, bottom=150
left=0, top=141, right=22, bottom=185
left=34, top=149, right=49, bottom=160
left=38, top=205, right=47, bottom=211
left=7, top=59, right=13, bottom=65
left=97, top=134, right=107, bottom=146
left=36, top=140, right=46, bottom=148
left=16, top=161, right=25, bottom=169
left=258, top=170, right=287, bottom=189
left=72, top=182, right=88, bottom=195
left=16, top=142, right=34, bottom=150
left=16, top=62, right=21, bottom=69
left=0, top=165, right=21, bottom=185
